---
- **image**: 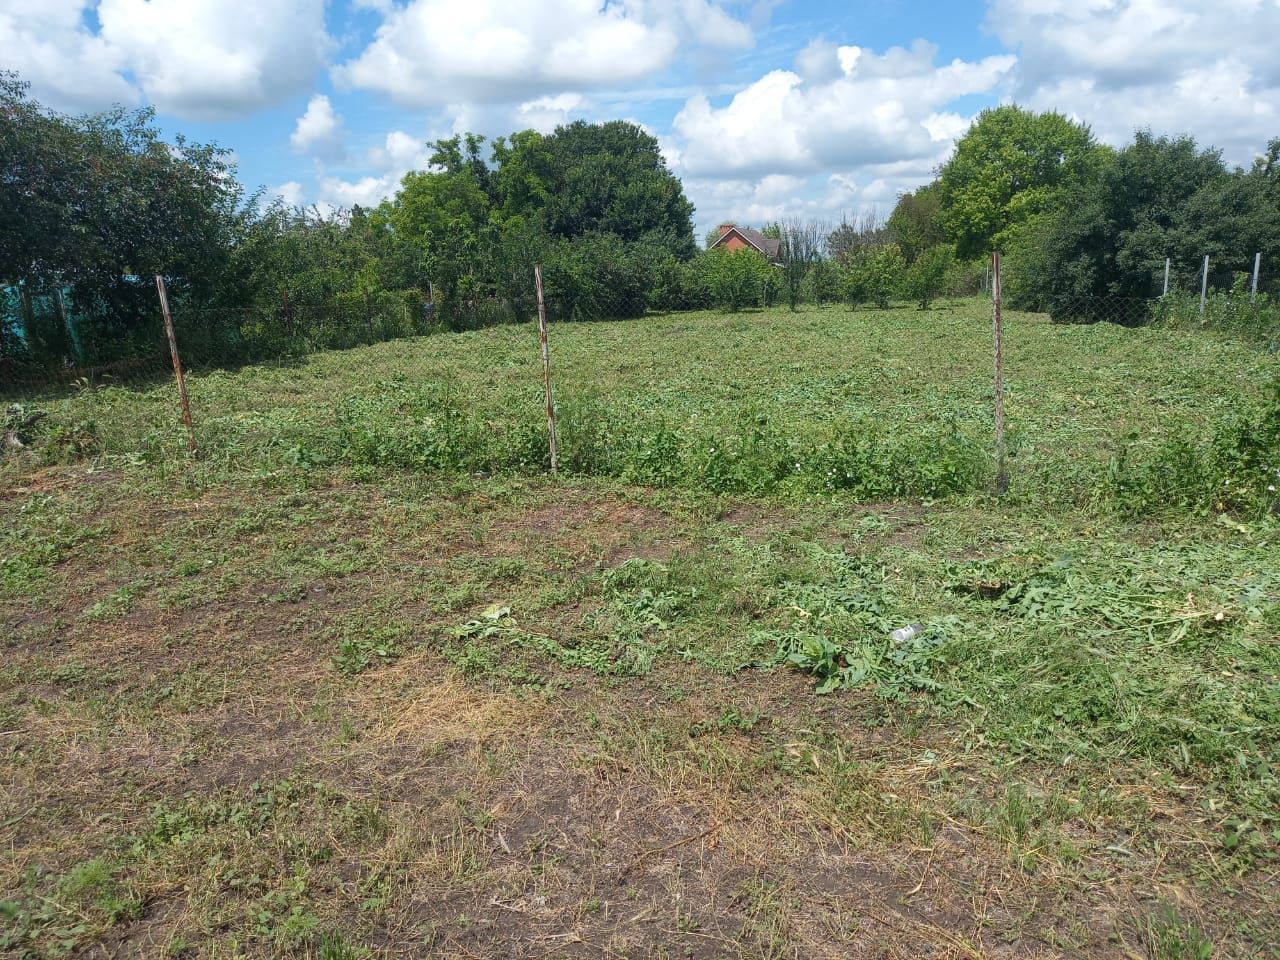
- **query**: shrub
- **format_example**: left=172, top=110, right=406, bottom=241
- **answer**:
left=901, top=245, right=954, bottom=309
left=699, top=247, right=775, bottom=312
left=800, top=259, right=842, bottom=304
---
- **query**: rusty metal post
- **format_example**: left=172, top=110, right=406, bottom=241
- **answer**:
left=534, top=265, right=558, bottom=475
left=992, top=252, right=1007, bottom=496
left=155, top=275, right=198, bottom=456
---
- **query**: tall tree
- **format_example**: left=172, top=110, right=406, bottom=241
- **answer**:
left=1030, top=132, right=1233, bottom=316
left=777, top=219, right=824, bottom=311
left=886, top=185, right=944, bottom=264
left=937, top=105, right=1106, bottom=259
left=539, top=121, right=696, bottom=259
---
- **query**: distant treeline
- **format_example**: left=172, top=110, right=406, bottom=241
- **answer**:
left=5, top=67, right=1280, bottom=370
left=890, top=105, right=1280, bottom=323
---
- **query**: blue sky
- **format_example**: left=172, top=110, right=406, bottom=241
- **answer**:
left=6, top=1, right=1279, bottom=236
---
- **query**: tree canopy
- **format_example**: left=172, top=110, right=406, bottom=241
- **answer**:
left=937, top=105, right=1107, bottom=259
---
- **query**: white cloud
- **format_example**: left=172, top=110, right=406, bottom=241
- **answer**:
left=315, top=129, right=437, bottom=210
left=0, top=0, right=134, bottom=111
left=517, top=93, right=588, bottom=133
left=97, top=0, right=329, bottom=119
left=989, top=0, right=1280, bottom=164
left=672, top=41, right=1015, bottom=178
left=372, top=130, right=434, bottom=171
left=318, top=173, right=402, bottom=209
left=336, top=0, right=752, bottom=106
left=290, top=94, right=346, bottom=161
left=273, top=181, right=306, bottom=207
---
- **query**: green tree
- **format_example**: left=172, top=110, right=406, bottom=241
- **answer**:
left=778, top=219, right=823, bottom=311
left=863, top=244, right=906, bottom=308
left=800, top=258, right=841, bottom=304
left=1, top=71, right=249, bottom=362
left=1028, top=132, right=1233, bottom=318
left=700, top=248, right=772, bottom=312
left=938, top=105, right=1106, bottom=259
left=886, top=185, right=944, bottom=264
left=539, top=121, right=696, bottom=259
left=900, top=244, right=954, bottom=309
left=393, top=160, right=494, bottom=310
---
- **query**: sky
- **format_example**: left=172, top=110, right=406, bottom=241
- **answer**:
left=6, top=0, right=1280, bottom=237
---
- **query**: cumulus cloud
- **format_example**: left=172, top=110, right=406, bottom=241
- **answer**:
left=336, top=0, right=752, bottom=106
left=290, top=94, right=346, bottom=161
left=273, top=180, right=306, bottom=207
left=989, top=0, right=1280, bottom=163
left=97, top=0, right=329, bottom=119
left=314, top=129, right=438, bottom=210
left=0, top=0, right=135, bottom=111
left=672, top=40, right=1015, bottom=178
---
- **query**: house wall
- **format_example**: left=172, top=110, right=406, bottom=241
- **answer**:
left=719, top=234, right=751, bottom=252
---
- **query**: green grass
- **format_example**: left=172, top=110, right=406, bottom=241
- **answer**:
left=2, top=299, right=1279, bottom=957
left=15, top=300, right=1279, bottom=512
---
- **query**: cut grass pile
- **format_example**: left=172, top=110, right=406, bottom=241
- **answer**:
left=1, top=299, right=1278, bottom=958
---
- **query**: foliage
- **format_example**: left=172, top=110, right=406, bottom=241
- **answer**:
left=886, top=185, right=945, bottom=264
left=699, top=248, right=776, bottom=312
left=858, top=243, right=907, bottom=308
left=1007, top=132, right=1280, bottom=321
left=776, top=219, right=824, bottom=311
left=799, top=258, right=842, bottom=304
left=827, top=211, right=887, bottom=261
left=900, top=244, right=954, bottom=309
left=1100, top=378, right=1280, bottom=517
left=937, top=105, right=1107, bottom=260
left=1, top=72, right=250, bottom=364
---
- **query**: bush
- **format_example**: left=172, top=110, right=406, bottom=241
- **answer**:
left=698, top=247, right=775, bottom=312
left=540, top=233, right=651, bottom=321
left=841, top=244, right=906, bottom=310
left=901, top=245, right=954, bottom=309
left=800, top=259, right=842, bottom=304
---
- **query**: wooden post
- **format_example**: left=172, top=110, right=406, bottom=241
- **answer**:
left=534, top=265, right=558, bottom=475
left=155, top=275, right=198, bottom=457
left=1199, top=254, right=1209, bottom=319
left=992, top=252, right=1007, bottom=497
left=1162, top=258, right=1170, bottom=297
left=1251, top=252, right=1261, bottom=303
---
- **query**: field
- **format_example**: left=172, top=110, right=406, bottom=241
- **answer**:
left=2, top=300, right=1278, bottom=958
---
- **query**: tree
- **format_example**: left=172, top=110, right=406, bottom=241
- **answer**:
left=1027, top=132, right=1233, bottom=318
left=937, top=105, right=1106, bottom=259
left=863, top=244, right=906, bottom=308
left=1, top=71, right=249, bottom=362
left=900, top=245, right=953, bottom=309
left=700, top=248, right=773, bottom=312
left=777, top=219, right=824, bottom=311
left=827, top=210, right=886, bottom=260
left=393, top=160, right=494, bottom=309
left=800, top=258, right=841, bottom=304
left=886, top=185, right=944, bottom=264
left=539, top=120, right=696, bottom=259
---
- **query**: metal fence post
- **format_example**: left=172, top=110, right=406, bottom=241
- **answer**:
left=534, top=264, right=558, bottom=475
left=1162, top=258, right=1170, bottom=297
left=1199, top=254, right=1209, bottom=319
left=992, top=251, right=1007, bottom=497
left=1251, top=252, right=1261, bottom=303
left=155, top=275, right=198, bottom=457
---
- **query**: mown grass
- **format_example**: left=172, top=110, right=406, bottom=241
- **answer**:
left=2, top=299, right=1278, bottom=957
left=13, top=299, right=1278, bottom=513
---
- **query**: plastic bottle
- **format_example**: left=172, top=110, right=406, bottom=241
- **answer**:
left=889, top=623, right=926, bottom=643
